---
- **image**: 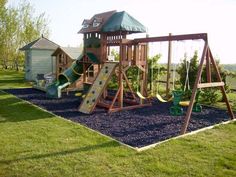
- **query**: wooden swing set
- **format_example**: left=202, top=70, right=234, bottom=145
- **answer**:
left=104, top=33, right=235, bottom=134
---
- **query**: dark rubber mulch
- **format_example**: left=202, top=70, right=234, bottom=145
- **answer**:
left=4, top=88, right=233, bottom=148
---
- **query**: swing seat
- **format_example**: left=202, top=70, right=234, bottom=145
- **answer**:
left=75, top=92, right=85, bottom=98
left=137, top=91, right=146, bottom=99
left=75, top=92, right=83, bottom=96
left=136, top=91, right=152, bottom=99
left=179, top=101, right=190, bottom=106
left=156, top=93, right=173, bottom=102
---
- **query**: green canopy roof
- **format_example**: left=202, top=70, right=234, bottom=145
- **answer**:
left=102, top=11, right=146, bottom=33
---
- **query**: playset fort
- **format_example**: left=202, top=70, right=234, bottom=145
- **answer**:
left=23, top=10, right=234, bottom=135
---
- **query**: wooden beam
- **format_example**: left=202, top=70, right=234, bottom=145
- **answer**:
left=197, top=82, right=224, bottom=88
left=134, top=33, right=208, bottom=43
left=166, top=33, right=172, bottom=97
left=106, top=95, right=138, bottom=105
left=181, top=42, right=208, bottom=134
left=137, top=65, right=145, bottom=72
left=121, top=70, right=136, bottom=100
left=208, top=48, right=235, bottom=120
left=109, top=86, right=121, bottom=111
left=97, top=101, right=114, bottom=109
left=206, top=48, right=211, bottom=82
left=109, top=103, right=151, bottom=113
left=118, top=43, right=124, bottom=108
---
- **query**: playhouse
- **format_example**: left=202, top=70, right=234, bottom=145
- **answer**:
left=20, top=35, right=59, bottom=81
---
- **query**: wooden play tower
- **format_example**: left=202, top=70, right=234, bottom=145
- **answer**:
left=78, top=10, right=151, bottom=113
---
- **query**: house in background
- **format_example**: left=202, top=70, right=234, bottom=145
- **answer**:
left=51, top=47, right=84, bottom=90
left=20, top=35, right=59, bottom=81
left=52, top=47, right=82, bottom=79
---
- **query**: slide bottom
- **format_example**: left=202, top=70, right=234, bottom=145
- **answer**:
left=46, top=81, right=70, bottom=98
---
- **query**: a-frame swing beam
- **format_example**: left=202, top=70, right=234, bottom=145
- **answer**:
left=208, top=48, right=235, bottom=120
left=181, top=43, right=235, bottom=134
left=180, top=42, right=208, bottom=134
left=134, top=32, right=234, bottom=134
left=134, top=33, right=208, bottom=43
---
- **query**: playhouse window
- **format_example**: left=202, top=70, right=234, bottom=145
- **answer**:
left=82, top=24, right=89, bottom=29
left=93, top=22, right=100, bottom=27
left=88, top=65, right=94, bottom=77
left=59, top=54, right=62, bottom=63
left=93, top=17, right=102, bottom=28
left=82, top=19, right=90, bottom=29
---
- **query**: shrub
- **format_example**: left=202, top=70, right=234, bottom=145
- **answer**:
left=201, top=88, right=219, bottom=104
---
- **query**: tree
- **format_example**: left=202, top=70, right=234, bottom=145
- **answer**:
left=147, top=54, right=162, bottom=91
left=0, top=5, right=18, bottom=69
left=0, top=0, right=8, bottom=69
left=0, top=0, right=50, bottom=70
left=110, top=48, right=119, bottom=61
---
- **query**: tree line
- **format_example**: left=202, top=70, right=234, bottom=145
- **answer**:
left=0, top=0, right=50, bottom=71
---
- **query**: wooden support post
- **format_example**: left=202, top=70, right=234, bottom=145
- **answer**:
left=140, top=72, right=145, bottom=104
left=109, top=103, right=151, bottom=113
left=166, top=33, right=172, bottom=97
left=206, top=48, right=211, bottom=83
left=181, top=42, right=208, bottom=134
left=144, top=43, right=148, bottom=97
left=134, top=44, right=139, bottom=66
left=107, top=46, right=110, bottom=56
left=109, top=86, right=121, bottom=112
left=118, top=44, right=124, bottom=108
left=83, top=63, right=86, bottom=83
left=208, top=49, right=235, bottom=120
left=121, top=70, right=136, bottom=100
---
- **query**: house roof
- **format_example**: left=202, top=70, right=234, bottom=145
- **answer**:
left=78, top=10, right=116, bottom=34
left=20, top=36, right=59, bottom=50
left=52, top=47, right=83, bottom=60
left=102, top=11, right=146, bottom=33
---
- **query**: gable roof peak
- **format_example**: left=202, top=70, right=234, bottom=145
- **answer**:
left=20, top=36, right=59, bottom=51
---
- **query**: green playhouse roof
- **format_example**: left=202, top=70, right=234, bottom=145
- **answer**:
left=102, top=11, right=146, bottom=33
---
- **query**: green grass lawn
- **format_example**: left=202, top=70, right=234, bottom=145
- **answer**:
left=0, top=70, right=32, bottom=89
left=0, top=70, right=236, bottom=177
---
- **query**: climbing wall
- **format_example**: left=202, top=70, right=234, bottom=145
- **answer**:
left=78, top=62, right=118, bottom=114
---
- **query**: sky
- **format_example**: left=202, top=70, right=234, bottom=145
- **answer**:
left=7, top=0, right=236, bottom=64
